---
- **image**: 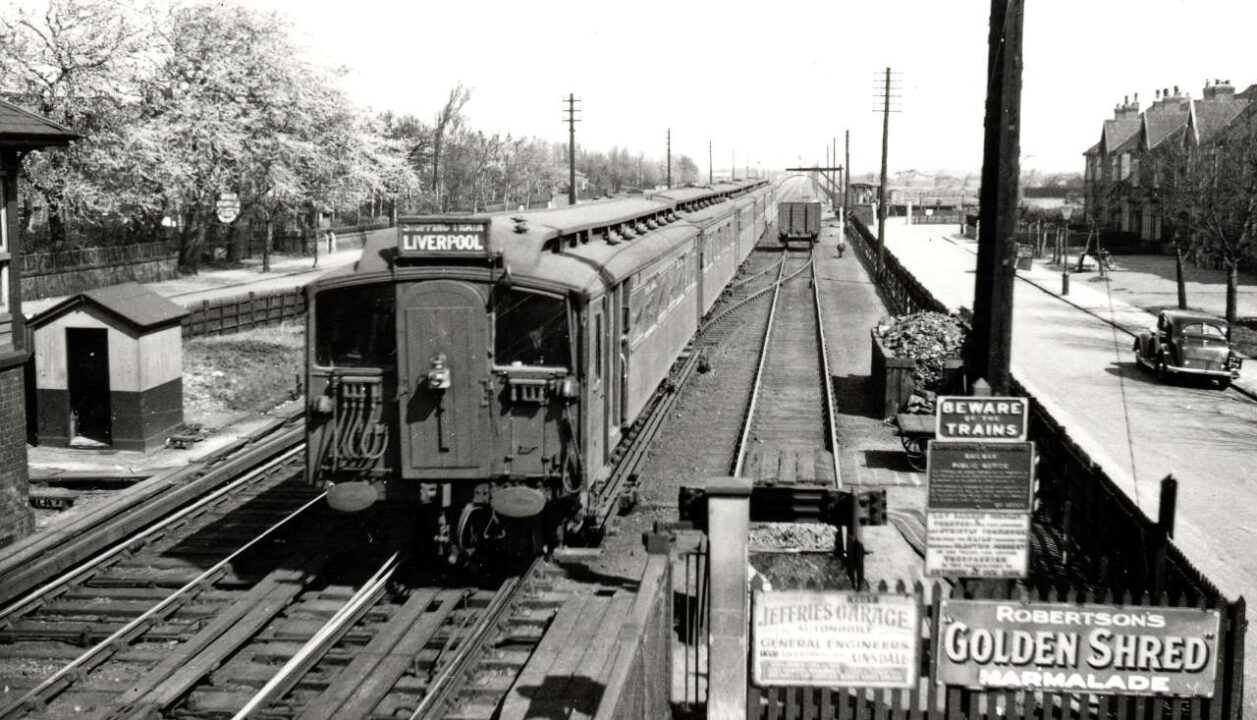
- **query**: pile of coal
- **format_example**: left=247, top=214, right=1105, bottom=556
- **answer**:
left=880, top=311, right=969, bottom=392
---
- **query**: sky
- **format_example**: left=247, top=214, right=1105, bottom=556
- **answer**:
left=190, top=1, right=1257, bottom=176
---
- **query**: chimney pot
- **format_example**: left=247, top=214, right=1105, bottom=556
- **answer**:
left=1174, top=85, right=1180, bottom=95
left=1156, top=89, right=1161, bottom=99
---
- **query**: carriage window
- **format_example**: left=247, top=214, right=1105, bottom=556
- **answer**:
left=495, top=289, right=570, bottom=368
left=1181, top=323, right=1226, bottom=340
left=315, top=285, right=397, bottom=367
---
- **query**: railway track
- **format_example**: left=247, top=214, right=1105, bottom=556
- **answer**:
left=734, top=243, right=841, bottom=487
left=0, top=437, right=326, bottom=719
left=0, top=230, right=796, bottom=719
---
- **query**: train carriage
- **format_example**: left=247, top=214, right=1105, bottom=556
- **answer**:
left=305, top=180, right=769, bottom=561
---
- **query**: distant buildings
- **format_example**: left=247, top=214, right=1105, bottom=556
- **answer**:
left=1083, top=80, right=1256, bottom=250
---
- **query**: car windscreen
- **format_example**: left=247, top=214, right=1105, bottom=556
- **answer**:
left=1180, top=322, right=1226, bottom=340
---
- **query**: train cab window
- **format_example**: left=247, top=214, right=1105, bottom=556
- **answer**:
left=314, top=285, right=397, bottom=367
left=495, top=289, right=571, bottom=368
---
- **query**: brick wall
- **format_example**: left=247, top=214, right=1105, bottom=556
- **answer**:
left=0, top=366, right=32, bottom=547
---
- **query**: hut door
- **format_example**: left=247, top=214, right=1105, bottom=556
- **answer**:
left=66, top=328, right=111, bottom=444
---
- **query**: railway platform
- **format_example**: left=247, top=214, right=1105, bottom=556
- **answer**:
left=875, top=217, right=1257, bottom=713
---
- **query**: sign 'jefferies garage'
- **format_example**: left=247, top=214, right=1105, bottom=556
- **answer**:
left=753, top=590, right=919, bottom=689
left=935, top=396, right=1029, bottom=441
left=937, top=599, right=1220, bottom=697
left=398, top=217, right=491, bottom=258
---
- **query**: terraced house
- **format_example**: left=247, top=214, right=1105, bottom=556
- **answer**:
left=1084, top=80, right=1255, bottom=252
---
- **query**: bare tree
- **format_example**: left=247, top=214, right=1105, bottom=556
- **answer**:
left=431, top=83, right=471, bottom=211
left=1161, top=111, right=1257, bottom=329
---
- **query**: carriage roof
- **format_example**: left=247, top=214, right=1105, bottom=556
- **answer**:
left=323, top=179, right=767, bottom=298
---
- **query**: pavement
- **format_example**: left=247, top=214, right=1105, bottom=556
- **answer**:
left=24, top=230, right=380, bottom=507
left=877, top=217, right=1257, bottom=713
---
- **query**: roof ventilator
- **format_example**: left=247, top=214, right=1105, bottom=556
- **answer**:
left=620, top=223, right=637, bottom=240
left=604, top=227, right=622, bottom=246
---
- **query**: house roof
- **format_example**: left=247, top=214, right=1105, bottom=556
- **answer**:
left=29, top=282, right=189, bottom=334
left=1142, top=110, right=1189, bottom=150
left=1101, top=118, right=1141, bottom=154
left=1083, top=141, right=1101, bottom=156
left=0, top=98, right=80, bottom=147
left=1189, top=98, right=1250, bottom=144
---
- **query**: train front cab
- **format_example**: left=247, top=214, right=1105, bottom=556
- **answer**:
left=305, top=220, right=589, bottom=557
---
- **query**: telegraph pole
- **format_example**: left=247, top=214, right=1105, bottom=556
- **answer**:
left=666, top=129, right=672, bottom=188
left=709, top=141, right=713, bottom=184
left=874, top=67, right=900, bottom=273
left=563, top=94, right=580, bottom=206
left=731, top=151, right=736, bottom=181
left=844, top=130, right=851, bottom=224
left=969, top=0, right=1025, bottom=394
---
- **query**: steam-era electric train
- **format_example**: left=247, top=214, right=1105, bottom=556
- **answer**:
left=304, top=179, right=776, bottom=561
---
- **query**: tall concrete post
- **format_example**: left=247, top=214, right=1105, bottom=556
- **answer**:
left=705, top=477, right=751, bottom=720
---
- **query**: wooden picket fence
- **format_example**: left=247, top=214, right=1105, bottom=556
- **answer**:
left=182, top=288, right=306, bottom=338
left=741, top=580, right=1246, bottom=720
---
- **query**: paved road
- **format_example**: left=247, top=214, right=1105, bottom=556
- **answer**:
left=878, top=218, right=1257, bottom=711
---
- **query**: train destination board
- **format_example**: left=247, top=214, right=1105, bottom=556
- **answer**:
left=398, top=218, right=490, bottom=256
left=926, top=441, right=1034, bottom=512
left=752, top=590, right=919, bottom=689
left=925, top=511, right=1030, bottom=578
left=937, top=599, right=1221, bottom=697
left=935, top=396, right=1029, bottom=441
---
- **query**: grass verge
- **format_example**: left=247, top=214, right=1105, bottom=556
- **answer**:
left=183, top=322, right=305, bottom=430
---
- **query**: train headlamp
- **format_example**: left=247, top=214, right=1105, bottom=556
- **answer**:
left=428, top=353, right=451, bottom=390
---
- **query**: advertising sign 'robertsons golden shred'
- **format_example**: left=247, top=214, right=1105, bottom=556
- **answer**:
left=938, top=600, right=1221, bottom=697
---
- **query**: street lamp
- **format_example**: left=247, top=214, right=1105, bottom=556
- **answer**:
left=1060, top=205, right=1073, bottom=295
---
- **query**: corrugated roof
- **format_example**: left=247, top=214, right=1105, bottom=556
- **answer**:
left=0, top=98, right=79, bottom=145
left=30, top=282, right=188, bottom=333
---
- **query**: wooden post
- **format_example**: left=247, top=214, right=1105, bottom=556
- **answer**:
left=703, top=477, right=751, bottom=720
left=1158, top=474, right=1178, bottom=537
left=969, top=0, right=1024, bottom=395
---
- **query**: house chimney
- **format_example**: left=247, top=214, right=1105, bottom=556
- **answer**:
left=1155, top=89, right=1161, bottom=100
left=1173, top=85, right=1180, bottom=96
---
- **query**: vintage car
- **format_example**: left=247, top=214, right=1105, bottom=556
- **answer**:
left=1134, top=310, right=1243, bottom=388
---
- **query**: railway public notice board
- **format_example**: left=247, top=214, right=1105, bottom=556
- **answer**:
left=937, top=599, right=1221, bottom=697
left=752, top=590, right=919, bottom=689
left=925, top=430, right=1035, bottom=578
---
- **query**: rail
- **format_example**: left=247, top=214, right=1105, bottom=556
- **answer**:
left=409, top=556, right=546, bottom=718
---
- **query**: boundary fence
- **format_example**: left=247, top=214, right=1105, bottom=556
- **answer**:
left=181, top=288, right=305, bottom=339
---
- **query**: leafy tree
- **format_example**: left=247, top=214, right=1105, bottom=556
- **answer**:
left=0, top=0, right=150, bottom=243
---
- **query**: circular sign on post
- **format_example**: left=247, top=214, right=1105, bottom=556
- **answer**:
left=216, top=192, right=240, bottom=224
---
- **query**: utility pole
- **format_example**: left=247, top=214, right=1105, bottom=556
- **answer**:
left=873, top=67, right=900, bottom=273
left=709, top=141, right=713, bottom=184
left=666, top=128, right=672, bottom=188
left=969, top=0, right=1024, bottom=395
left=731, top=151, right=736, bottom=181
left=563, top=94, right=580, bottom=206
left=844, top=130, right=851, bottom=224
